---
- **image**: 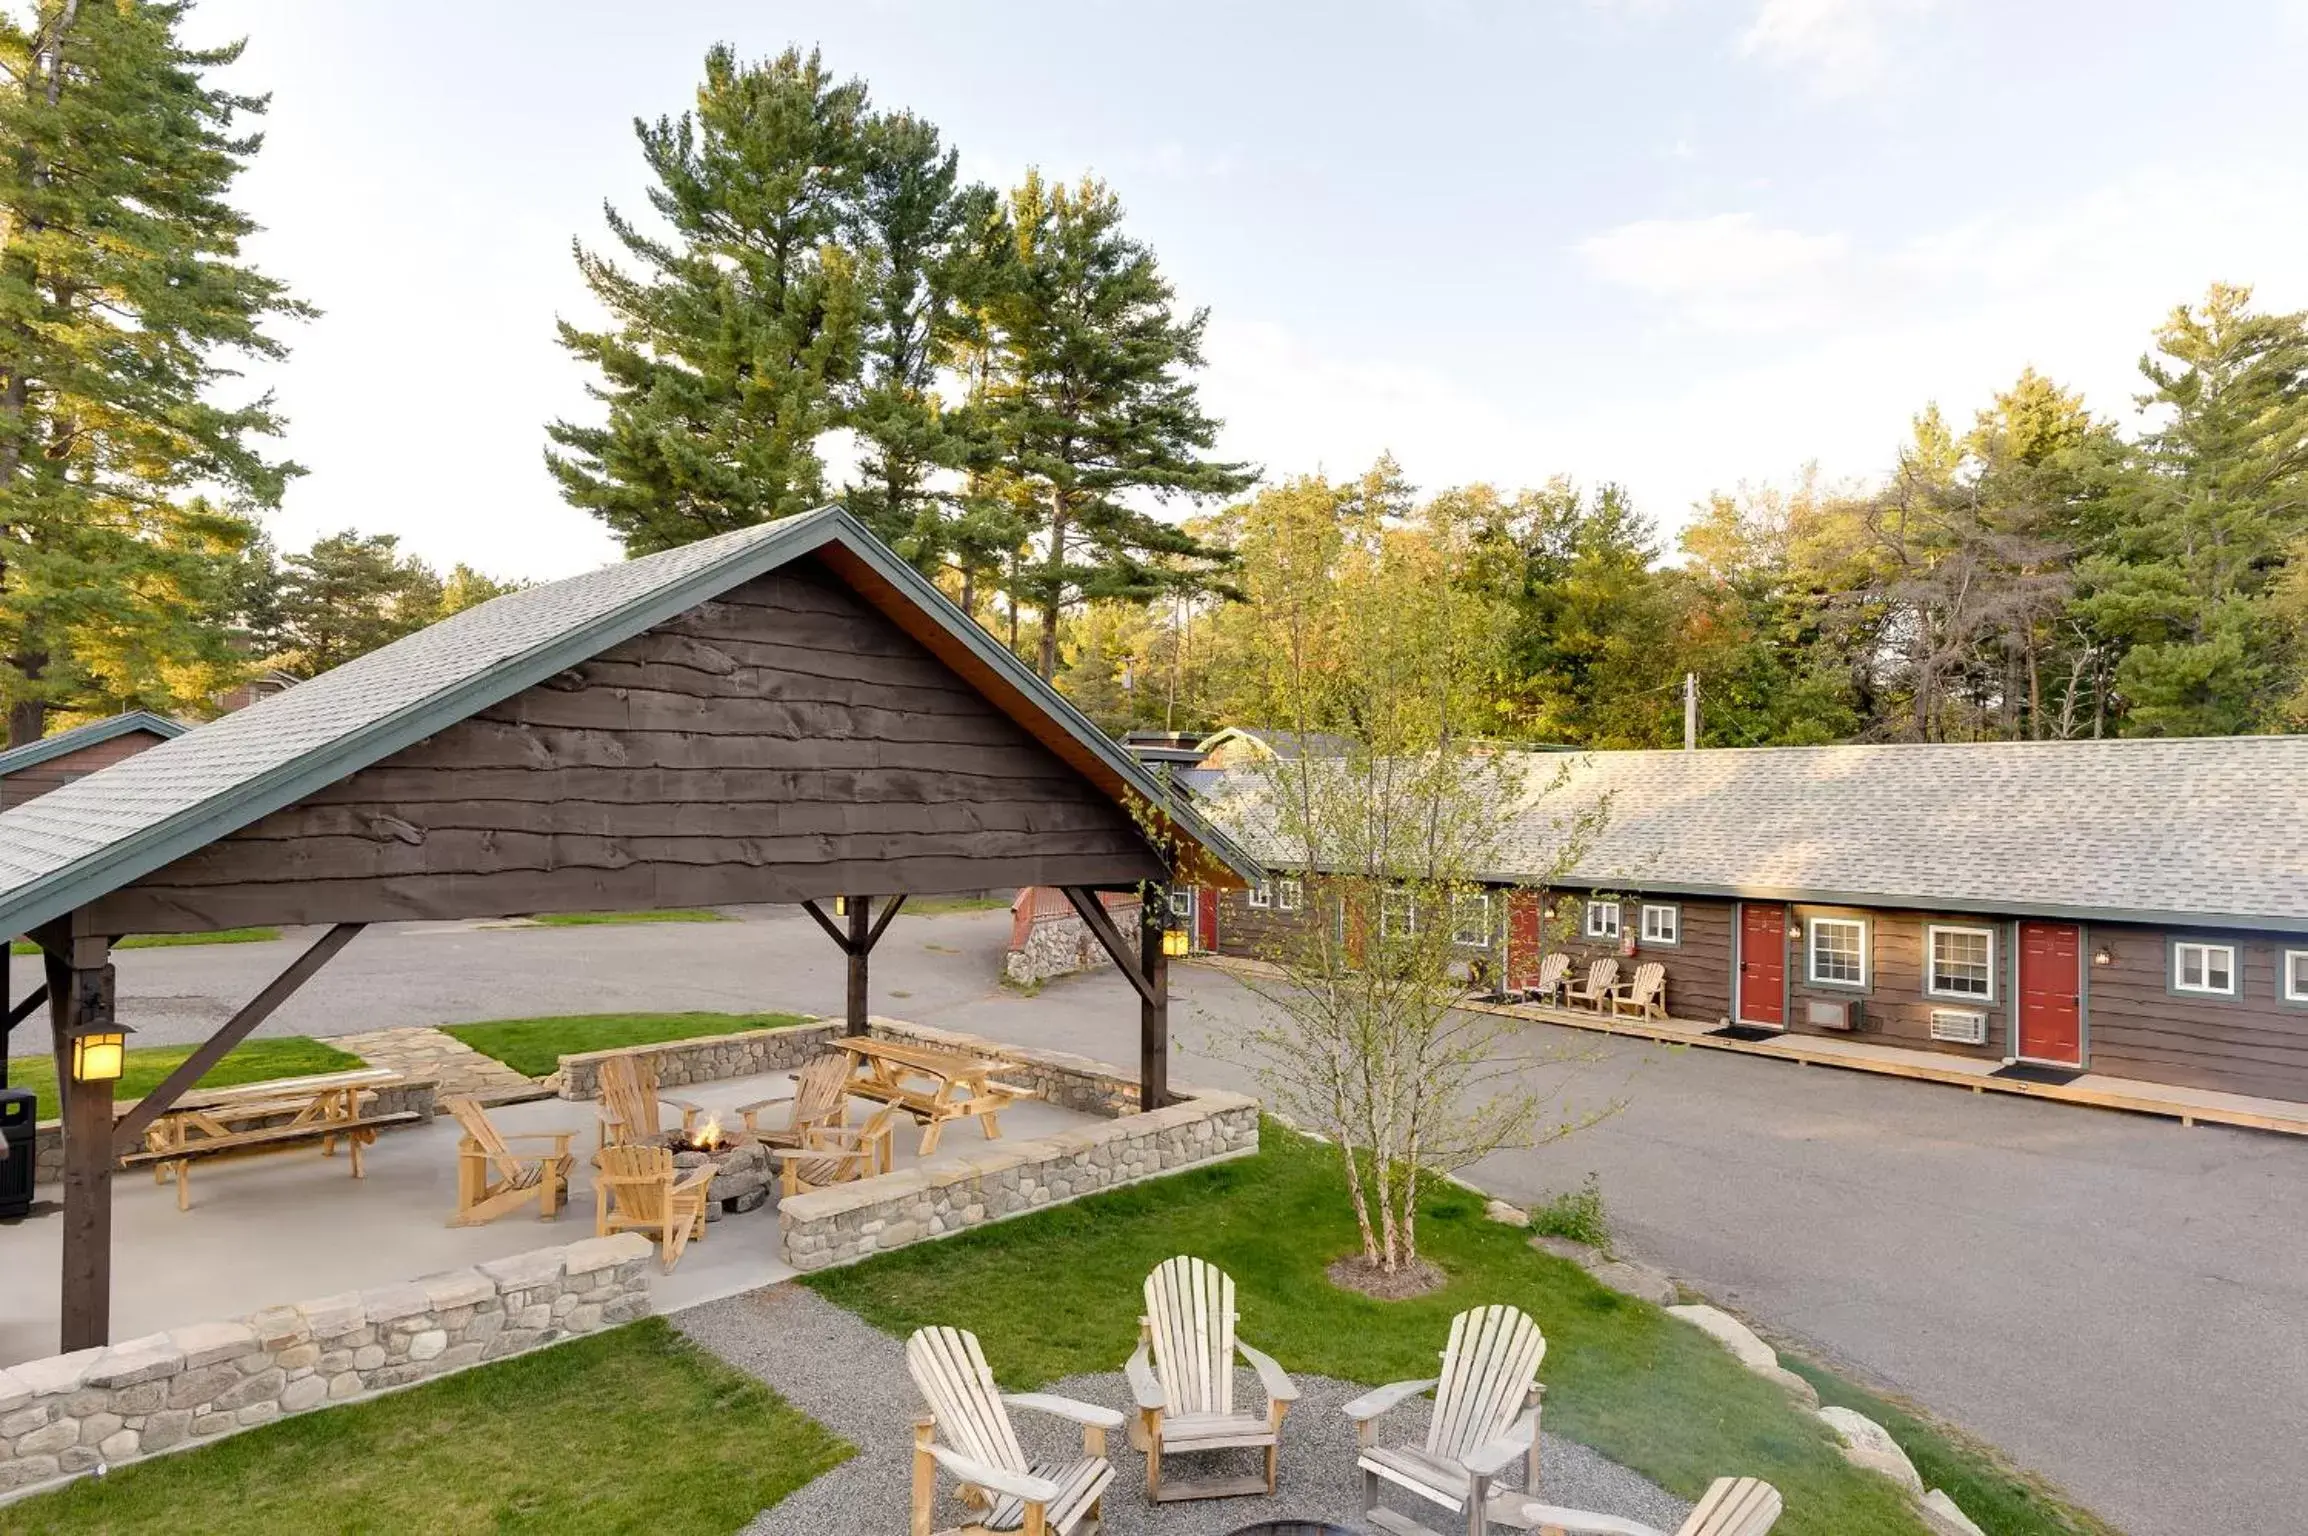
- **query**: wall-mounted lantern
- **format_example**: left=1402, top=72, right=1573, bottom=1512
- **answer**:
left=1162, top=929, right=1190, bottom=959
left=2092, top=945, right=2114, bottom=968
left=71, top=1031, right=128, bottom=1084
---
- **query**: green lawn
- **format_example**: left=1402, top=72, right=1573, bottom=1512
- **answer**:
left=7, top=1319, right=849, bottom=1535
left=6, top=1036, right=360, bottom=1122
left=525, top=908, right=729, bottom=926
left=442, top=1010, right=818, bottom=1079
left=10, top=927, right=280, bottom=956
left=809, top=1126, right=2111, bottom=1536
left=901, top=894, right=1011, bottom=915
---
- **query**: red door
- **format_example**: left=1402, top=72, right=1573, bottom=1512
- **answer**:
left=1194, top=887, right=1218, bottom=952
left=1737, top=903, right=1787, bottom=1027
left=1506, top=890, right=1543, bottom=990
left=2018, top=921, right=2082, bottom=1065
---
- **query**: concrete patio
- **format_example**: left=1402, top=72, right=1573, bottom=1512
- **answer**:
left=0, top=1066, right=1106, bottom=1370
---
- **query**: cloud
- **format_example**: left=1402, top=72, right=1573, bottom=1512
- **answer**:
left=1740, top=0, right=1937, bottom=96
left=1577, top=213, right=1850, bottom=332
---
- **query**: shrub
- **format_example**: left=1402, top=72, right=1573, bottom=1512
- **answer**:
left=1530, top=1172, right=1611, bottom=1251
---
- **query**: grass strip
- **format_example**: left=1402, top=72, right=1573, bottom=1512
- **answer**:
left=6, top=1036, right=360, bottom=1122
left=11, top=928, right=279, bottom=956
left=441, top=1010, right=817, bottom=1079
left=809, top=1124, right=2107, bottom=1536
left=525, top=908, right=728, bottom=926
left=7, top=1318, right=849, bottom=1535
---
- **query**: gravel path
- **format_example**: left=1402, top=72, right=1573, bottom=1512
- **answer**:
left=675, top=1285, right=1692, bottom=1535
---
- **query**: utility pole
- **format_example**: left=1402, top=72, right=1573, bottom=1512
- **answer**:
left=1684, top=672, right=1698, bottom=751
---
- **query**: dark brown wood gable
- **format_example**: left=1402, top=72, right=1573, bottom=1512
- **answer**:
left=91, top=556, right=1163, bottom=933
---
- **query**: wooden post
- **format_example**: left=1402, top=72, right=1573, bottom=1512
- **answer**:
left=1140, top=887, right=1170, bottom=1111
left=846, top=896, right=870, bottom=1037
left=45, top=932, right=116, bottom=1353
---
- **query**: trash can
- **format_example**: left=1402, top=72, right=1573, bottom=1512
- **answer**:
left=0, top=1086, right=36, bottom=1220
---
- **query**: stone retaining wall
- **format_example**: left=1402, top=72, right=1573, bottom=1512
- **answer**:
left=1004, top=888, right=1144, bottom=987
left=556, top=1021, right=836, bottom=1099
left=863, top=1017, right=1140, bottom=1117
left=779, top=1080, right=1259, bottom=1272
left=0, top=1234, right=654, bottom=1501
left=29, top=1076, right=440, bottom=1189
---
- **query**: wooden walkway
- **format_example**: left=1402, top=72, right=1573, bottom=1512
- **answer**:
left=1190, top=955, right=2308, bottom=1139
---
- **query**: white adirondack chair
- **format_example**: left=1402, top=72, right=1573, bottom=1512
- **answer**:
left=907, top=1325, right=1123, bottom=1536
left=1509, top=1476, right=1781, bottom=1536
left=1343, top=1304, right=1547, bottom=1536
left=1124, top=1255, right=1300, bottom=1501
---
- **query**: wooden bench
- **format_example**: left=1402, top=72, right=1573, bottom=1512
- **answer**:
left=835, top=1037, right=1031, bottom=1157
left=121, top=1068, right=415, bottom=1210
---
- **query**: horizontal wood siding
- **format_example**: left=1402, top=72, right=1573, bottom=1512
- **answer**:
left=1213, top=886, right=1320, bottom=957
left=0, top=733, right=168, bottom=810
left=94, top=558, right=1161, bottom=931
left=1550, top=890, right=1734, bottom=1022
left=1784, top=906, right=2009, bottom=1058
left=2084, top=923, right=2308, bottom=1102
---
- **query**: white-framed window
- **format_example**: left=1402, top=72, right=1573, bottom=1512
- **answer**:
left=1807, top=916, right=1867, bottom=987
left=1452, top=892, right=1493, bottom=947
left=1926, top=924, right=1996, bottom=1001
left=1247, top=881, right=1273, bottom=909
left=2172, top=941, right=2237, bottom=996
left=1584, top=900, right=1621, bottom=941
left=1168, top=888, right=1193, bottom=920
left=1277, top=878, right=1302, bottom=912
left=1639, top=903, right=1680, bottom=946
left=2285, top=950, right=2308, bottom=1004
left=1380, top=888, right=1417, bottom=938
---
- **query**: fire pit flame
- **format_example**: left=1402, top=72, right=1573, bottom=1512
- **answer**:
left=691, top=1115, right=725, bottom=1152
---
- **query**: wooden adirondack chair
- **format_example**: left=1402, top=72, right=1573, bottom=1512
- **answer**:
left=593, top=1142, right=715, bottom=1271
left=738, top=1050, right=852, bottom=1149
left=1124, top=1255, right=1299, bottom=1502
left=1344, top=1304, right=1547, bottom=1536
left=907, top=1325, right=1122, bottom=1536
left=593, top=1051, right=705, bottom=1149
left=446, top=1095, right=575, bottom=1227
left=774, top=1107, right=897, bottom=1199
left=1510, top=1476, right=1781, bottom=1536
left=1525, top=953, right=1571, bottom=1005
left=1563, top=958, right=1619, bottom=1014
left=1610, top=962, right=1668, bottom=1021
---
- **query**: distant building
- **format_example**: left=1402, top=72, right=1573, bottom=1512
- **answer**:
left=0, top=711, right=187, bottom=811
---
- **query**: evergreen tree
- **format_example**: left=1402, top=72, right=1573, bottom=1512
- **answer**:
left=982, top=172, right=1252, bottom=677
left=0, top=0, right=308, bottom=744
left=2075, top=285, right=2308, bottom=734
left=842, top=109, right=1002, bottom=570
left=269, top=530, right=445, bottom=676
left=548, top=46, right=866, bottom=554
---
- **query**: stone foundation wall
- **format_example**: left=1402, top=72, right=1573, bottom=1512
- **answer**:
left=0, top=1234, right=654, bottom=1500
left=864, top=1017, right=1140, bottom=1117
left=556, top=1021, right=837, bottom=1099
left=1004, top=888, right=1144, bottom=987
left=29, top=1076, right=440, bottom=1189
left=780, top=1083, right=1259, bottom=1272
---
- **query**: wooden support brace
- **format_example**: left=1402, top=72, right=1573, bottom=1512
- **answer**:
left=799, top=898, right=854, bottom=954
left=863, top=892, right=908, bottom=952
left=1059, top=885, right=1157, bottom=1008
left=112, top=923, right=366, bottom=1153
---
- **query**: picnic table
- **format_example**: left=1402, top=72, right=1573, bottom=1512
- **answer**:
left=123, top=1067, right=415, bottom=1211
left=832, top=1037, right=1030, bottom=1157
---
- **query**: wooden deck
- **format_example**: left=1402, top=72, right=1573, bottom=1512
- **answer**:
left=1191, top=955, right=2308, bottom=1138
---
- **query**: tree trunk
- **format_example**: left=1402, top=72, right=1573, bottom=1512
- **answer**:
left=8, top=695, right=44, bottom=750
left=1037, top=485, right=1066, bottom=680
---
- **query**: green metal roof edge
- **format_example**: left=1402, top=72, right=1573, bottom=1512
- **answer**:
left=0, top=710, right=187, bottom=780
left=827, top=524, right=1264, bottom=884
left=2, top=505, right=1257, bottom=938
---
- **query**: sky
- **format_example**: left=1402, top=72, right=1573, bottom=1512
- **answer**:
left=185, top=0, right=2308, bottom=580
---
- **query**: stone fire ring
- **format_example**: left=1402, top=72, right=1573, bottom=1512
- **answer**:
left=661, top=1130, right=776, bottom=1218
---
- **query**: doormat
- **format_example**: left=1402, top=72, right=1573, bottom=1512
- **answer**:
left=1991, top=1062, right=2085, bottom=1086
left=1709, top=1025, right=1783, bottom=1043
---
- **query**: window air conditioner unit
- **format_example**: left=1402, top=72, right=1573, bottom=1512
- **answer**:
left=1805, top=997, right=1861, bottom=1031
left=1929, top=1008, right=1988, bottom=1045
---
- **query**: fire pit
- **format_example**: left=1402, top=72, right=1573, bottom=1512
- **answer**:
left=658, top=1117, right=775, bottom=1218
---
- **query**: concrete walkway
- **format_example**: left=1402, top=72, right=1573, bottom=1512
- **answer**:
left=675, top=1284, right=1693, bottom=1536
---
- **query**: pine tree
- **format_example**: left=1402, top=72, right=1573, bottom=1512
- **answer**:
left=0, top=1, right=308, bottom=744
left=548, top=46, right=867, bottom=555
left=982, top=172, right=1252, bottom=677
left=269, top=531, right=446, bottom=676
left=842, top=109, right=1002, bottom=571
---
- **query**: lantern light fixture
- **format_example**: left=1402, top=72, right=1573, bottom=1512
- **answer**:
left=2091, top=945, right=2114, bottom=967
left=71, top=1031, right=128, bottom=1084
left=1162, top=928, right=1190, bottom=959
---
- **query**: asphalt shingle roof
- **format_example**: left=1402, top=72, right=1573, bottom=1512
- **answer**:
left=0, top=710, right=185, bottom=781
left=0, top=508, right=1256, bottom=940
left=1213, top=738, right=2308, bottom=930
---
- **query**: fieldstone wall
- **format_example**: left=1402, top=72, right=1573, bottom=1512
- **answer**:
left=864, top=1017, right=1140, bottom=1117
left=779, top=1085, right=1259, bottom=1272
left=557, top=1021, right=837, bottom=1099
left=1004, top=887, right=1144, bottom=987
left=28, top=1076, right=440, bottom=1189
left=0, top=1234, right=653, bottom=1500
